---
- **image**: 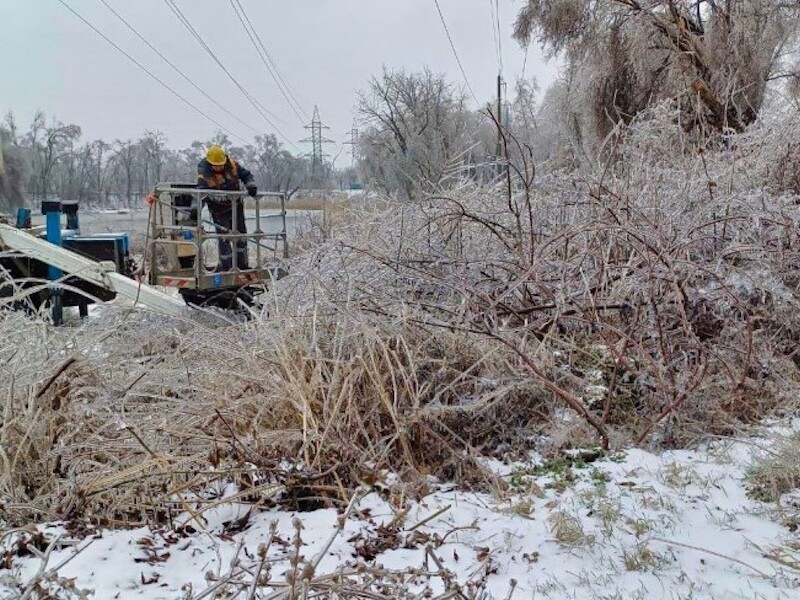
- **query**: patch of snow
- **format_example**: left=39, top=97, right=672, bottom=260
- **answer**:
left=3, top=431, right=800, bottom=598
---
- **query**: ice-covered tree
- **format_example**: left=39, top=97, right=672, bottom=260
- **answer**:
left=357, top=68, right=474, bottom=199
left=0, top=113, right=27, bottom=212
left=514, top=0, right=800, bottom=148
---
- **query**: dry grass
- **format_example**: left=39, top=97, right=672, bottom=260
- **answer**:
left=0, top=304, right=534, bottom=527
left=622, top=544, right=662, bottom=572
left=548, top=510, right=594, bottom=547
left=5, top=102, right=800, bottom=529
left=746, top=432, right=800, bottom=502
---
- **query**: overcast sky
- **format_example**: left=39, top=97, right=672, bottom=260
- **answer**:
left=3, top=0, right=559, bottom=158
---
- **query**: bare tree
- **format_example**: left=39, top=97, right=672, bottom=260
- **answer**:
left=24, top=112, right=81, bottom=201
left=90, top=140, right=110, bottom=207
left=110, top=139, right=140, bottom=209
left=140, top=130, right=167, bottom=191
left=53, top=139, right=84, bottom=201
left=3, top=112, right=313, bottom=209
left=274, top=152, right=309, bottom=200
left=0, top=116, right=26, bottom=212
left=251, top=133, right=282, bottom=190
left=510, top=78, right=539, bottom=144
left=246, top=134, right=309, bottom=199
left=357, top=68, right=474, bottom=199
left=514, top=0, right=800, bottom=148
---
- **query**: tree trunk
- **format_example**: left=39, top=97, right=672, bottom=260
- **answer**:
left=691, top=79, right=744, bottom=133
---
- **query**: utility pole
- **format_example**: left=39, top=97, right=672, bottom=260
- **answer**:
left=300, top=105, right=334, bottom=189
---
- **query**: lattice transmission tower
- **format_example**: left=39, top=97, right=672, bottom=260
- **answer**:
left=300, top=106, right=334, bottom=188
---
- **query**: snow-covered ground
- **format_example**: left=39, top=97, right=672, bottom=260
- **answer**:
left=3, top=426, right=800, bottom=599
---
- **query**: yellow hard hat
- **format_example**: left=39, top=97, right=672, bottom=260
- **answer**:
left=206, top=145, right=227, bottom=166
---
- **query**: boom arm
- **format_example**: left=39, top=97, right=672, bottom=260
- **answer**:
left=0, top=222, right=188, bottom=318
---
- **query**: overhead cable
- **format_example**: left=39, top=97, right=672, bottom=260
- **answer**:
left=494, top=0, right=504, bottom=75
left=433, top=0, right=479, bottom=103
left=56, top=0, right=246, bottom=142
left=162, top=0, right=300, bottom=150
left=98, top=0, right=262, bottom=137
left=229, top=0, right=310, bottom=124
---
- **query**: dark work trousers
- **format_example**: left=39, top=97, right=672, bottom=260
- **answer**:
left=207, top=198, right=249, bottom=270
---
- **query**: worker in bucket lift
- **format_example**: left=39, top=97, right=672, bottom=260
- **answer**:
left=197, top=145, right=257, bottom=271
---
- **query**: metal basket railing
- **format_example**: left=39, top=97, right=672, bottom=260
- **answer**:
left=147, top=185, right=289, bottom=290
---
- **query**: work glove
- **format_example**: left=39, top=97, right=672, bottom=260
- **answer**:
left=246, top=183, right=258, bottom=197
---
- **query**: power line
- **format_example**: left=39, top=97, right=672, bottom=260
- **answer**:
left=98, top=0, right=262, bottom=137
left=494, top=0, right=504, bottom=76
left=228, top=0, right=305, bottom=125
left=161, top=0, right=300, bottom=150
left=236, top=0, right=310, bottom=120
left=161, top=0, right=282, bottom=126
left=229, top=0, right=310, bottom=124
left=240, top=4, right=311, bottom=122
left=432, top=0, right=478, bottom=103
left=55, top=0, right=246, bottom=143
left=488, top=0, right=502, bottom=74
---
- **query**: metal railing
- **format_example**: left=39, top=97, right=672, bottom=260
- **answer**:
left=147, top=185, right=289, bottom=290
